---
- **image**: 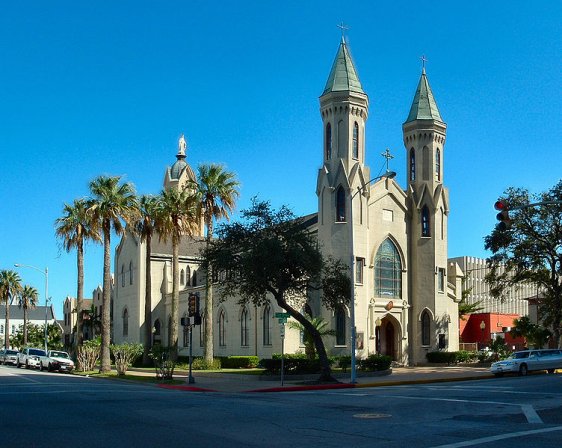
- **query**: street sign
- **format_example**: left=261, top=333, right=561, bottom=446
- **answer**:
left=275, top=312, right=290, bottom=318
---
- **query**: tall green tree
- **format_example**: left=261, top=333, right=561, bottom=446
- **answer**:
left=133, top=194, right=159, bottom=365
left=55, top=198, right=100, bottom=348
left=19, top=285, right=38, bottom=346
left=0, top=270, right=22, bottom=349
left=196, top=163, right=239, bottom=363
left=510, top=315, right=552, bottom=349
left=485, top=181, right=562, bottom=348
left=88, top=175, right=138, bottom=372
left=204, top=199, right=350, bottom=382
left=154, top=187, right=199, bottom=360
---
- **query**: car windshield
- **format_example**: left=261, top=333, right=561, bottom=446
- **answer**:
left=29, top=349, right=46, bottom=356
left=7, top=350, right=18, bottom=355
left=51, top=351, right=69, bottom=358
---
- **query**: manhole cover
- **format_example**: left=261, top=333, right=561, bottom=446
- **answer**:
left=353, top=413, right=391, bottom=419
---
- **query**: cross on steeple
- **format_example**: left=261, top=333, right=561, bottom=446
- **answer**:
left=337, top=22, right=349, bottom=41
left=381, top=148, right=394, bottom=172
left=420, top=55, right=428, bottom=72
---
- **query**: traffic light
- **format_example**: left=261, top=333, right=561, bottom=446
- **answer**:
left=495, top=200, right=511, bottom=230
left=188, top=293, right=199, bottom=317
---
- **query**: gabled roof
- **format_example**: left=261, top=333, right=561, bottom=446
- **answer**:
left=405, top=69, right=443, bottom=123
left=322, top=37, right=364, bottom=95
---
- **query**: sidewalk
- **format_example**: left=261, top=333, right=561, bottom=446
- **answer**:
left=154, top=365, right=494, bottom=393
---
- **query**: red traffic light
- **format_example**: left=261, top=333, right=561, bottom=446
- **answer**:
left=494, top=200, right=508, bottom=211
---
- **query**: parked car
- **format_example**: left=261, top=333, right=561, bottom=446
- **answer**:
left=0, top=349, right=19, bottom=366
left=17, top=348, right=47, bottom=369
left=39, top=350, right=75, bottom=373
left=490, top=349, right=562, bottom=376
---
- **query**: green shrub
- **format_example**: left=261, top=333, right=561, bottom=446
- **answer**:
left=358, top=354, right=392, bottom=371
left=426, top=351, right=458, bottom=365
left=190, top=357, right=222, bottom=370
left=148, top=345, right=176, bottom=379
left=110, top=343, right=144, bottom=376
left=456, top=350, right=478, bottom=363
left=220, top=356, right=259, bottom=369
left=337, top=355, right=351, bottom=371
left=260, top=357, right=322, bottom=375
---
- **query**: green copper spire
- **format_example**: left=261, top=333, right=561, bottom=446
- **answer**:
left=322, top=37, right=364, bottom=95
left=405, top=68, right=443, bottom=123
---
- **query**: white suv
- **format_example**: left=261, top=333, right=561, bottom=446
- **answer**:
left=17, top=348, right=46, bottom=369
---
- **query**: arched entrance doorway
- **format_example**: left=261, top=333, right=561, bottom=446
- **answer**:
left=378, top=316, right=400, bottom=361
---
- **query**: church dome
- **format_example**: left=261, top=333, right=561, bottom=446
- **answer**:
left=170, top=158, right=188, bottom=180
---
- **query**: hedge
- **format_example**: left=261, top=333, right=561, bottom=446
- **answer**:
left=426, top=351, right=459, bottom=365
left=358, top=354, right=392, bottom=371
left=219, top=356, right=260, bottom=369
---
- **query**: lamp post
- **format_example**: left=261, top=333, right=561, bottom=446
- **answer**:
left=375, top=317, right=382, bottom=354
left=480, top=320, right=486, bottom=349
left=14, top=263, right=49, bottom=353
left=349, top=170, right=396, bottom=384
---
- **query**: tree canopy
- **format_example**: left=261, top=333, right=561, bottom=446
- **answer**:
left=484, top=181, right=562, bottom=347
left=204, top=199, right=350, bottom=381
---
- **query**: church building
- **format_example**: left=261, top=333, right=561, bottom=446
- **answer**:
left=112, top=36, right=462, bottom=366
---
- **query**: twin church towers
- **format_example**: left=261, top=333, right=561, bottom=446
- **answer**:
left=315, top=36, right=460, bottom=364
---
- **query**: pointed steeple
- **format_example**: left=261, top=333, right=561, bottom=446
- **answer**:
left=405, top=68, right=443, bottom=123
left=322, top=37, right=364, bottom=95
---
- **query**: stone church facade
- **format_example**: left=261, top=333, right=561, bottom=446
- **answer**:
left=112, top=37, right=462, bottom=365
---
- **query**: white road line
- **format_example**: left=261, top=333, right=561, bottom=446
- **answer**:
left=378, top=394, right=544, bottom=424
left=429, top=425, right=562, bottom=448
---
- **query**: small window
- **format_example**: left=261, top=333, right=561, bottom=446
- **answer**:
left=352, top=122, right=359, bottom=159
left=121, top=264, right=125, bottom=287
left=241, top=307, right=249, bottom=347
left=438, top=268, right=445, bottom=292
left=180, top=269, right=185, bottom=286
left=421, top=206, right=431, bottom=237
left=325, top=123, right=332, bottom=159
left=263, top=304, right=271, bottom=346
left=355, top=257, right=364, bottom=284
left=336, top=186, right=346, bottom=222
left=410, top=148, right=416, bottom=181
left=183, top=323, right=189, bottom=347
left=192, top=270, right=197, bottom=287
left=421, top=310, right=431, bottom=346
left=219, top=310, right=226, bottom=347
left=122, top=308, right=129, bottom=337
left=335, top=307, right=346, bottom=346
left=185, top=266, right=191, bottom=286
left=435, top=148, right=441, bottom=181
left=129, top=261, right=133, bottom=285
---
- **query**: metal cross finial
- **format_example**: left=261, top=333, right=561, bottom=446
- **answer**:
left=337, top=22, right=349, bottom=41
left=381, top=148, right=394, bottom=172
left=420, top=55, right=428, bottom=70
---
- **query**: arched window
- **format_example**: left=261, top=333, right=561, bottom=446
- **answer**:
left=129, top=261, right=133, bottom=285
left=374, top=239, right=402, bottom=298
left=192, top=270, right=197, bottom=287
left=336, top=186, right=346, bottom=222
left=121, top=264, right=125, bottom=287
left=352, top=122, right=359, bottom=159
left=219, top=310, right=226, bottom=347
left=410, top=148, right=416, bottom=181
left=335, top=306, right=346, bottom=346
left=435, top=148, right=441, bottom=181
left=325, top=123, right=332, bottom=159
left=199, top=312, right=205, bottom=347
left=185, top=266, right=191, bottom=286
left=421, top=310, right=431, bottom=346
left=153, top=319, right=161, bottom=336
left=182, top=314, right=189, bottom=347
left=263, top=304, right=271, bottom=346
left=240, top=307, right=249, bottom=346
left=122, top=308, right=129, bottom=337
left=180, top=269, right=185, bottom=286
left=422, top=205, right=431, bottom=237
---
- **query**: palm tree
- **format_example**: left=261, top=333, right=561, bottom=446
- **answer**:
left=19, top=285, right=39, bottom=346
left=0, top=270, right=22, bottom=349
left=154, top=187, right=199, bottom=360
left=55, top=198, right=100, bottom=348
left=88, top=175, right=138, bottom=373
left=133, top=194, right=158, bottom=365
left=287, top=314, right=336, bottom=360
left=196, top=163, right=239, bottom=363
left=84, top=303, right=101, bottom=339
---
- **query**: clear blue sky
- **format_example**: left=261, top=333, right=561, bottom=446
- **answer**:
left=1, top=1, right=561, bottom=318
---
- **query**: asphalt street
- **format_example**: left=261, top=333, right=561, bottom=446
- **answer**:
left=1, top=364, right=562, bottom=447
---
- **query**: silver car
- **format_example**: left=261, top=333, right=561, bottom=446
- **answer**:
left=0, top=349, right=19, bottom=366
left=490, top=349, right=562, bottom=377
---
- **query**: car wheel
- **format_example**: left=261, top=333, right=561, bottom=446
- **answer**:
left=48, top=363, right=53, bottom=372
left=16, top=361, right=21, bottom=368
left=519, top=364, right=528, bottom=376
left=25, top=360, right=30, bottom=369
left=40, top=363, right=44, bottom=371
left=547, top=369, right=555, bottom=374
